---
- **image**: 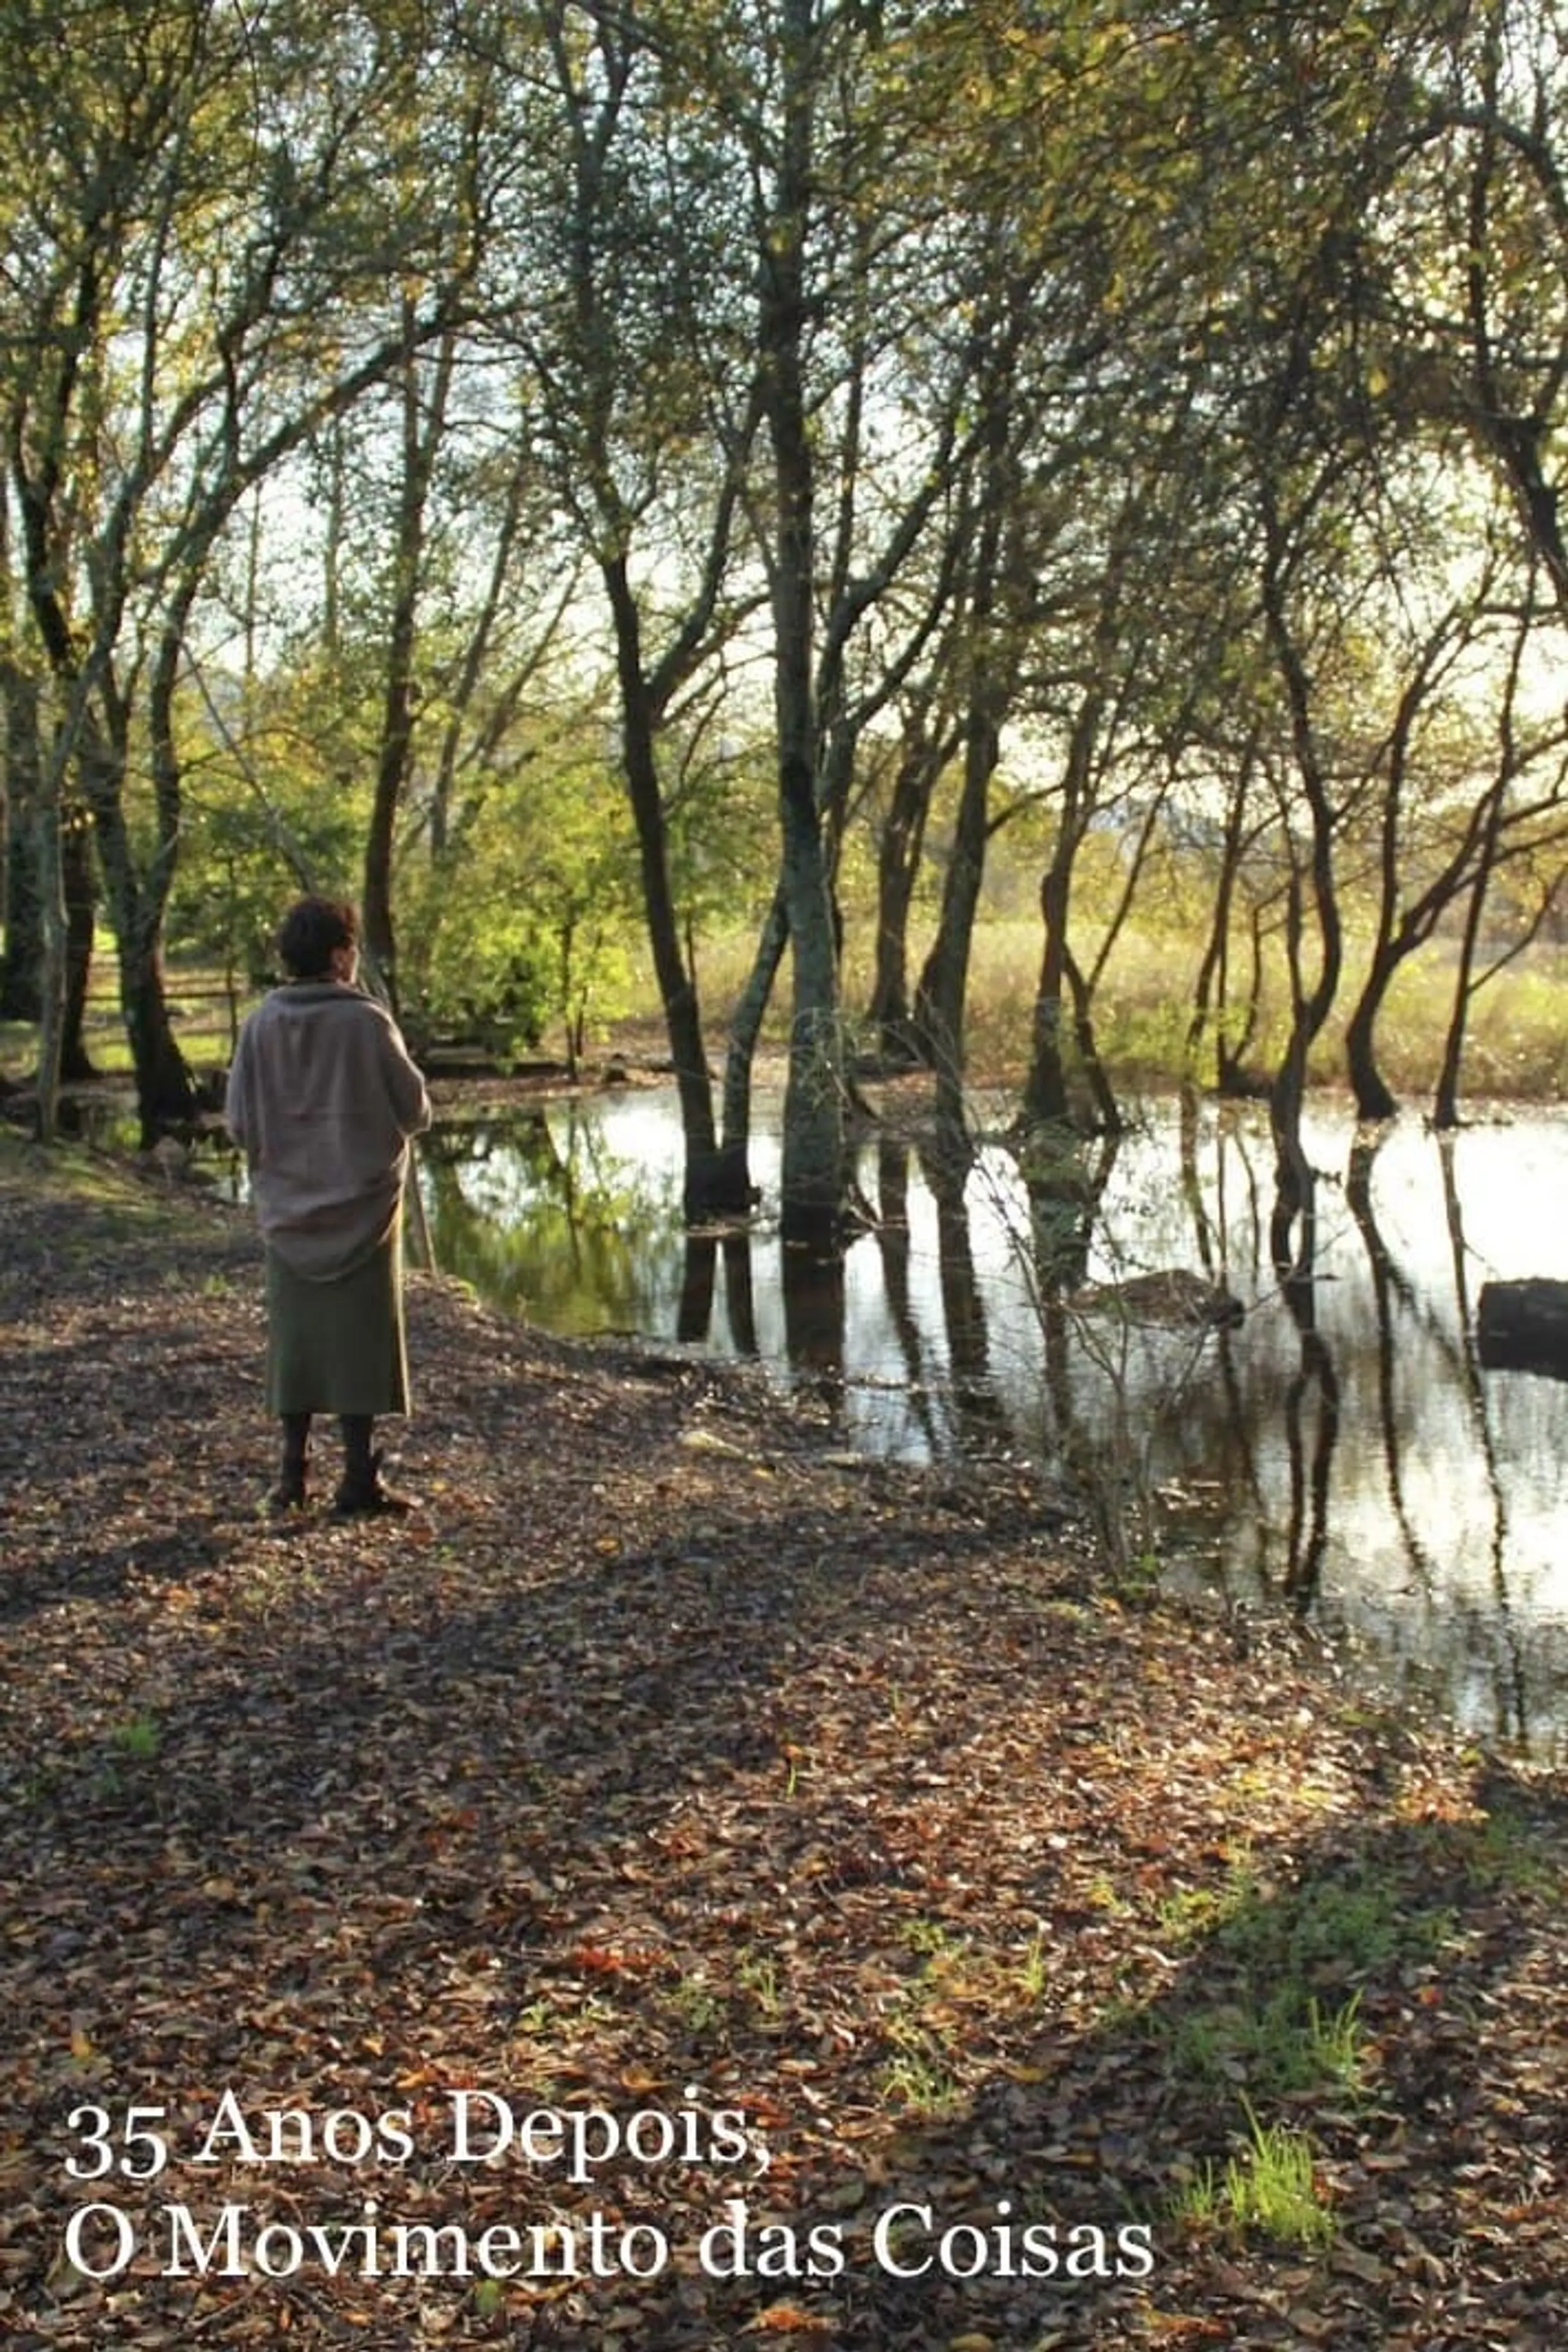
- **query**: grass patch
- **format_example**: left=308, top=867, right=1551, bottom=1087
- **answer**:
left=1167, top=1988, right=1367, bottom=2100
left=880, top=2017, right=965, bottom=2117
left=105, top=1713, right=162, bottom=1762
left=1174, top=2102, right=1335, bottom=2250
left=1152, top=1857, right=1450, bottom=2107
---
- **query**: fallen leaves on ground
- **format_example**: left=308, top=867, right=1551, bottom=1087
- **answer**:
left=2, top=1128, right=1566, bottom=2350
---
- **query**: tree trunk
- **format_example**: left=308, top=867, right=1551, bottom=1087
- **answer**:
left=84, top=722, right=195, bottom=1137
left=1, top=662, right=43, bottom=1022
left=1434, top=759, right=1506, bottom=1129
left=364, top=320, right=454, bottom=1012
left=867, top=723, right=946, bottom=1058
left=603, top=554, right=747, bottom=1219
left=918, top=701, right=997, bottom=1156
left=1021, top=829, right=1076, bottom=1129
left=120, top=932, right=195, bottom=1138
left=1064, top=943, right=1121, bottom=1136
left=914, top=390, right=1012, bottom=1152
left=767, top=0, right=845, bottom=1243
left=31, top=755, right=68, bottom=1143
left=722, top=884, right=787, bottom=1187
left=1020, top=499, right=1133, bottom=1133
left=1185, top=753, right=1255, bottom=1085
left=1268, top=873, right=1317, bottom=1282
left=1261, top=496, right=1342, bottom=1281
left=778, top=782, right=846, bottom=1241
left=1344, top=967, right=1400, bottom=1122
left=1020, top=657, right=1112, bottom=1133
left=59, top=807, right=97, bottom=1083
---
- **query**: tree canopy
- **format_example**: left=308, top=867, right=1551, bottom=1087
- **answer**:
left=2, top=0, right=1566, bottom=1213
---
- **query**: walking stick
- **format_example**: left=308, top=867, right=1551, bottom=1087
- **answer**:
left=355, top=938, right=437, bottom=1279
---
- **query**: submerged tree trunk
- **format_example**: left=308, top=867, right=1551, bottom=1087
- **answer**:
left=914, top=680, right=1000, bottom=1158
left=1063, top=944, right=1121, bottom=1136
left=766, top=0, right=845, bottom=1242
left=1261, top=500, right=1342, bottom=1282
left=722, top=884, right=788, bottom=1202
left=1022, top=840, right=1074, bottom=1130
left=604, top=555, right=748, bottom=1219
left=867, top=716, right=950, bottom=1059
left=1185, top=749, right=1256, bottom=1087
left=1344, top=973, right=1400, bottom=1122
left=914, top=343, right=1018, bottom=1159
left=1431, top=766, right=1540, bottom=1131
left=778, top=781, right=845, bottom=1239
left=1020, top=659, right=1114, bottom=1131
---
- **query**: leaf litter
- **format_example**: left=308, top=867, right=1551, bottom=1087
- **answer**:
left=2, top=1131, right=1567, bottom=2349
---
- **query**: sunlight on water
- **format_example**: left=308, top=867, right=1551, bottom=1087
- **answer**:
left=420, top=1088, right=1568, bottom=1751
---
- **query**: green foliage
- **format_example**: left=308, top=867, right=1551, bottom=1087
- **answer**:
left=377, top=679, right=660, bottom=1054
left=106, top=1714, right=162, bottom=1763
left=1174, top=2105, right=1335, bottom=2250
left=398, top=864, right=557, bottom=1054
left=4, top=0, right=1567, bottom=1149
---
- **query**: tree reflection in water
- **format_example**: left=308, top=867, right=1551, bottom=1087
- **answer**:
left=420, top=1087, right=1568, bottom=1748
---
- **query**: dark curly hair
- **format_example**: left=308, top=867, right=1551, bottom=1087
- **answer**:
left=276, top=895, right=359, bottom=981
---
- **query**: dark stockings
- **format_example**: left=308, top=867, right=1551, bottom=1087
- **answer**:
left=274, top=1414, right=377, bottom=1494
left=339, top=1414, right=375, bottom=1482
left=271, top=1412, right=406, bottom=1515
left=272, top=1411, right=312, bottom=1510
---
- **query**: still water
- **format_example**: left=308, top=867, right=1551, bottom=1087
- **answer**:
left=417, top=1088, right=1568, bottom=1751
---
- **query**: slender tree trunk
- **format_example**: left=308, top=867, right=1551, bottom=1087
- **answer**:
left=1216, top=902, right=1268, bottom=1095
left=766, top=0, right=844, bottom=1241
left=1, top=666, right=43, bottom=1022
left=1344, top=960, right=1400, bottom=1121
left=59, top=807, right=97, bottom=1082
left=1064, top=944, right=1121, bottom=1136
left=1433, top=793, right=1503, bottom=1129
left=1068, top=782, right=1167, bottom=1137
left=1261, top=500, right=1342, bottom=1281
left=1021, top=659, right=1114, bottom=1131
left=914, top=386, right=1013, bottom=1157
left=603, top=554, right=748, bottom=1218
left=364, top=320, right=454, bottom=1011
left=1020, top=497, right=1136, bottom=1133
left=1022, top=834, right=1076, bottom=1129
left=916, top=684, right=998, bottom=1156
left=867, top=723, right=946, bottom=1058
left=722, top=884, right=788, bottom=1178
left=31, top=733, right=69, bottom=1143
left=1186, top=772, right=1247, bottom=1084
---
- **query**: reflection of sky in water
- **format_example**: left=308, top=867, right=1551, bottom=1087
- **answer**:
left=426, top=1091, right=1568, bottom=1749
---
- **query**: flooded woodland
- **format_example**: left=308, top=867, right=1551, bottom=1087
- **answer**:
left=410, top=1084, right=1568, bottom=1754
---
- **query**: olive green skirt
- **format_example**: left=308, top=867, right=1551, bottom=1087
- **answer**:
left=264, top=1234, right=410, bottom=1417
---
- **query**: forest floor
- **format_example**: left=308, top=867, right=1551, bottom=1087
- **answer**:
left=3, top=1115, right=1567, bottom=2351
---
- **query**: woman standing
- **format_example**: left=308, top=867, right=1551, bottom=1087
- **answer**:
left=225, top=895, right=431, bottom=1516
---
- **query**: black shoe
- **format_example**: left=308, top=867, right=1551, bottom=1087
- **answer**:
left=331, top=1452, right=415, bottom=1518
left=265, top=1472, right=308, bottom=1517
